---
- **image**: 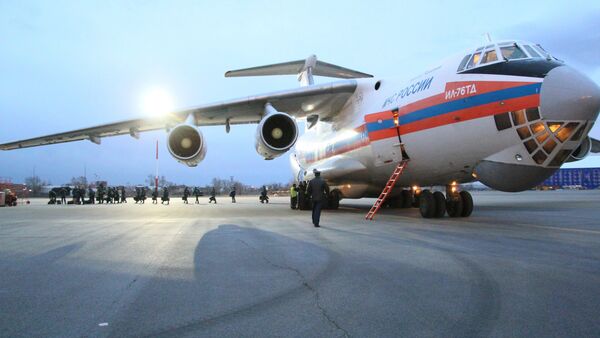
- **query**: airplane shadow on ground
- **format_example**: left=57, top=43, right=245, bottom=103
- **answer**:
left=105, top=224, right=502, bottom=338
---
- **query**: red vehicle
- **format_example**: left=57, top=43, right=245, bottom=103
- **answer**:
left=3, top=189, right=17, bottom=207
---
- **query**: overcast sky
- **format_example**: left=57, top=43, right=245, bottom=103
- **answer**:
left=1, top=0, right=599, bottom=186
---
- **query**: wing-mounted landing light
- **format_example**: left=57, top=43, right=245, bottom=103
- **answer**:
left=129, top=127, right=140, bottom=139
left=89, top=135, right=101, bottom=145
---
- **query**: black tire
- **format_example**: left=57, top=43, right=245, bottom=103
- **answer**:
left=446, top=194, right=463, bottom=218
left=419, top=190, right=435, bottom=218
left=433, top=191, right=446, bottom=218
left=401, top=190, right=413, bottom=208
left=412, top=191, right=421, bottom=208
left=328, top=190, right=340, bottom=210
left=386, top=197, right=401, bottom=208
left=460, top=191, right=473, bottom=217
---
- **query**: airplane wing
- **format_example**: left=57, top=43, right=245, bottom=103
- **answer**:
left=0, top=80, right=357, bottom=150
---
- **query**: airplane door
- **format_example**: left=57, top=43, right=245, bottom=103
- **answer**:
left=365, top=109, right=407, bottom=167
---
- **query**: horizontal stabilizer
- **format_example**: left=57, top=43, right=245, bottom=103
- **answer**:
left=225, top=55, right=372, bottom=86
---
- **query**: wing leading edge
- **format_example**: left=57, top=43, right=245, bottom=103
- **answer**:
left=0, top=80, right=357, bottom=151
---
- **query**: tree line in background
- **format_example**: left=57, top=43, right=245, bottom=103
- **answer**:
left=22, top=174, right=292, bottom=197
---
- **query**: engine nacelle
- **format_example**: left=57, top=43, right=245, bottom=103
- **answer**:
left=255, top=108, right=298, bottom=160
left=167, top=124, right=206, bottom=167
left=566, top=137, right=592, bottom=162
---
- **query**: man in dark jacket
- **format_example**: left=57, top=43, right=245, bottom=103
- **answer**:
left=161, top=187, right=170, bottom=205
left=151, top=189, right=158, bottom=204
left=306, top=170, right=329, bottom=227
left=229, top=187, right=236, bottom=203
left=88, top=188, right=95, bottom=204
left=120, top=187, right=127, bottom=203
left=183, top=187, right=190, bottom=204
left=193, top=187, right=201, bottom=204
left=59, top=187, right=67, bottom=205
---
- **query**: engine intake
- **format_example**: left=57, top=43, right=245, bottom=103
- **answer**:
left=255, top=106, right=298, bottom=160
left=167, top=124, right=206, bottom=167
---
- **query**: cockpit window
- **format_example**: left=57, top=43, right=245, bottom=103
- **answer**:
left=457, top=41, right=556, bottom=73
left=465, top=52, right=482, bottom=69
left=535, top=44, right=551, bottom=58
left=457, top=54, right=471, bottom=72
left=481, top=49, right=498, bottom=64
left=500, top=45, right=527, bottom=60
left=523, top=45, right=541, bottom=58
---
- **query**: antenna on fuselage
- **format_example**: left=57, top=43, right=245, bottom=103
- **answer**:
left=484, top=33, right=493, bottom=43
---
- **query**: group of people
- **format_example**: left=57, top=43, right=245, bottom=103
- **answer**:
left=48, top=185, right=127, bottom=205
left=45, top=173, right=330, bottom=227
left=290, top=170, right=330, bottom=227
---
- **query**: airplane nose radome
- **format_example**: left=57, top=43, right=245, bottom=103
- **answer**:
left=540, top=66, right=600, bottom=122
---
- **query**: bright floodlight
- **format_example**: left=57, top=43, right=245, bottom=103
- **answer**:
left=140, top=87, right=175, bottom=117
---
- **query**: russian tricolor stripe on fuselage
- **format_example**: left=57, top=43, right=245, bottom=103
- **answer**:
left=302, top=80, right=541, bottom=164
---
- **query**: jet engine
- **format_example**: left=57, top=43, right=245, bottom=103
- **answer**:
left=566, top=137, right=592, bottom=162
left=255, top=105, right=299, bottom=160
left=167, top=124, right=206, bottom=167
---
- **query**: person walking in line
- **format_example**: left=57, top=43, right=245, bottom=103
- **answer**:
left=193, top=187, right=201, bottom=204
left=151, top=189, right=158, bottom=204
left=307, top=170, right=329, bottom=227
left=290, top=184, right=298, bottom=209
left=208, top=187, right=217, bottom=204
left=161, top=187, right=170, bottom=205
left=229, top=187, right=236, bottom=203
left=59, top=187, right=67, bottom=205
left=88, top=188, right=95, bottom=204
left=183, top=186, right=190, bottom=204
left=120, top=187, right=127, bottom=203
left=259, top=185, right=269, bottom=204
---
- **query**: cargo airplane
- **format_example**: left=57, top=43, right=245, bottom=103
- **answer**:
left=2, top=40, right=600, bottom=218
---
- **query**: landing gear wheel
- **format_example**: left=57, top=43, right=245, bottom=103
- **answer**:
left=446, top=194, right=463, bottom=218
left=412, top=191, right=421, bottom=208
left=328, top=190, right=340, bottom=210
left=386, top=197, right=401, bottom=208
left=419, top=190, right=435, bottom=218
left=460, top=191, right=473, bottom=217
left=401, top=190, right=413, bottom=208
left=433, top=191, right=446, bottom=218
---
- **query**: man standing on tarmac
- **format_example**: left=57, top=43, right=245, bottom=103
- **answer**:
left=290, top=184, right=298, bottom=209
left=307, top=170, right=329, bottom=227
left=229, top=187, right=236, bottom=203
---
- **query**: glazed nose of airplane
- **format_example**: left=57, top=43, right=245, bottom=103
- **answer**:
left=540, top=66, right=600, bottom=122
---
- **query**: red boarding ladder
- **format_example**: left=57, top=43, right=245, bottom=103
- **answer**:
left=365, top=159, right=409, bottom=220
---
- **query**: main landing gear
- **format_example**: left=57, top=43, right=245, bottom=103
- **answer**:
left=418, top=185, right=473, bottom=219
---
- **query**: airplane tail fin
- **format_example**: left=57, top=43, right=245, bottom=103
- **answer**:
left=224, top=55, right=373, bottom=87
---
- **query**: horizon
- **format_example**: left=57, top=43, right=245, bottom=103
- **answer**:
left=1, top=1, right=599, bottom=186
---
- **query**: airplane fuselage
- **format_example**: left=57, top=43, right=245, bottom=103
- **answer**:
left=292, top=40, right=600, bottom=199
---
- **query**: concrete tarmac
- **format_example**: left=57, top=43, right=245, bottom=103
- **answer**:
left=1, top=191, right=600, bottom=337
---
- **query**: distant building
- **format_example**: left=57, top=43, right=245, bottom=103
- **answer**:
left=541, top=167, right=600, bottom=189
